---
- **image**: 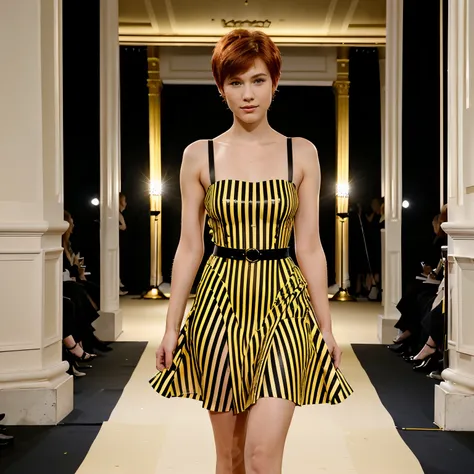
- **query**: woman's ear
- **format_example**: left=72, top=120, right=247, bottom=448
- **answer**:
left=217, top=85, right=225, bottom=100
left=272, top=76, right=281, bottom=98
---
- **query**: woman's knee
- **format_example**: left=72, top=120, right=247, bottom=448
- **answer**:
left=244, top=442, right=275, bottom=473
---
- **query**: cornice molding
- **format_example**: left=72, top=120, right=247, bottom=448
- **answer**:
left=0, top=221, right=69, bottom=236
left=442, top=222, right=474, bottom=240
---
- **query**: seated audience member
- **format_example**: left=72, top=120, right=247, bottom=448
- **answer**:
left=63, top=211, right=112, bottom=354
left=404, top=300, right=444, bottom=372
left=63, top=210, right=101, bottom=308
left=63, top=296, right=97, bottom=377
left=119, top=192, right=129, bottom=295
left=388, top=205, right=448, bottom=356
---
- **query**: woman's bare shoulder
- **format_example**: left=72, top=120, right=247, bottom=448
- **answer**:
left=291, top=137, right=318, bottom=156
left=181, top=140, right=209, bottom=170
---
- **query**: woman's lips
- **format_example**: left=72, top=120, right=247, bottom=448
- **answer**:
left=241, top=106, right=258, bottom=113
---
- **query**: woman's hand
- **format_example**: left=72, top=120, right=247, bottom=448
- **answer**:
left=156, top=330, right=178, bottom=371
left=322, top=330, right=342, bottom=369
left=422, top=265, right=433, bottom=276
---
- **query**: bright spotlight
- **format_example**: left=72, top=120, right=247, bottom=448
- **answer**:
left=402, top=200, right=410, bottom=209
left=91, top=198, right=100, bottom=206
left=150, top=180, right=162, bottom=196
left=336, top=183, right=349, bottom=198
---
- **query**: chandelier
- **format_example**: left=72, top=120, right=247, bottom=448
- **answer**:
left=221, top=19, right=271, bottom=28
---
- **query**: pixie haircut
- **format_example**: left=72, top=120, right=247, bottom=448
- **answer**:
left=211, top=29, right=282, bottom=92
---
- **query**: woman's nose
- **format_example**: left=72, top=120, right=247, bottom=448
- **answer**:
left=242, top=84, right=254, bottom=101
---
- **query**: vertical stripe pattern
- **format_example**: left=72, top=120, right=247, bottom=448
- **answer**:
left=150, top=179, right=353, bottom=413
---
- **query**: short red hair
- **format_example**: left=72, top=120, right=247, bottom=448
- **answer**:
left=211, top=29, right=282, bottom=93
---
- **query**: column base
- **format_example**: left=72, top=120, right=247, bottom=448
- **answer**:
left=377, top=314, right=399, bottom=344
left=435, top=383, right=474, bottom=431
left=0, top=374, right=73, bottom=425
left=95, top=309, right=123, bottom=341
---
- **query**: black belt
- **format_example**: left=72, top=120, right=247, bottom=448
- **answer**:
left=213, top=245, right=290, bottom=263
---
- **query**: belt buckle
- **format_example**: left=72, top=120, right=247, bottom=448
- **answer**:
left=245, top=248, right=261, bottom=263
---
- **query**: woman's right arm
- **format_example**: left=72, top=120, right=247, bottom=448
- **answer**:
left=157, top=142, right=207, bottom=370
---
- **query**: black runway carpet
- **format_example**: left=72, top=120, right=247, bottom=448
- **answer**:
left=0, top=342, right=147, bottom=474
left=353, top=343, right=474, bottom=474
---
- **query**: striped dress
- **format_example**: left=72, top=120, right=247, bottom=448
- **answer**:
left=149, top=138, right=353, bottom=413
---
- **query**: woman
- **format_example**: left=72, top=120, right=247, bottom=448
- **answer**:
left=63, top=211, right=112, bottom=353
left=149, top=29, right=352, bottom=473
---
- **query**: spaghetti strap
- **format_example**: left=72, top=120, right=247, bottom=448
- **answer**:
left=287, top=137, right=293, bottom=183
left=208, top=140, right=215, bottom=185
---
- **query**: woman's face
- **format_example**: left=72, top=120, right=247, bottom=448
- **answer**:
left=221, top=58, right=275, bottom=124
left=120, top=196, right=127, bottom=212
left=371, top=199, right=381, bottom=214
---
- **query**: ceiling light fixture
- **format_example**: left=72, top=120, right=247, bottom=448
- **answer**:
left=222, top=19, right=271, bottom=28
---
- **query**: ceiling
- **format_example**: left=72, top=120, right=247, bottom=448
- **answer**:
left=118, top=0, right=386, bottom=46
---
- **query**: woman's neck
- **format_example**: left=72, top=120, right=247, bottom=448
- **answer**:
left=227, top=115, right=276, bottom=143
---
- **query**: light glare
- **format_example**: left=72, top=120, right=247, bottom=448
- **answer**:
left=402, top=200, right=410, bottom=209
left=91, top=198, right=100, bottom=206
left=150, top=180, right=162, bottom=196
left=336, top=183, right=349, bottom=198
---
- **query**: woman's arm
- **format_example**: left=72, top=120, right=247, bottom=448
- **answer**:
left=164, top=141, right=207, bottom=334
left=119, top=213, right=127, bottom=231
left=293, top=139, right=342, bottom=367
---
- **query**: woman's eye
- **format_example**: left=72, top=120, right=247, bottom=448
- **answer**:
left=255, top=78, right=265, bottom=84
left=230, top=81, right=241, bottom=86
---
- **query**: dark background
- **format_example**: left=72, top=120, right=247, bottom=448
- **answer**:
left=62, top=0, right=445, bottom=295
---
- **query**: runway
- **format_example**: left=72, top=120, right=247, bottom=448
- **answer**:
left=76, top=298, right=423, bottom=473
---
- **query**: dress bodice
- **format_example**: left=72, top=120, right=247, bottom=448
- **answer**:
left=205, top=178, right=298, bottom=250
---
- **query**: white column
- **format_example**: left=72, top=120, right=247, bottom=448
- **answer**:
left=378, top=0, right=403, bottom=343
left=97, top=0, right=122, bottom=341
left=434, top=0, right=474, bottom=431
left=0, top=0, right=73, bottom=424
left=379, top=47, right=386, bottom=307
left=379, top=47, right=386, bottom=199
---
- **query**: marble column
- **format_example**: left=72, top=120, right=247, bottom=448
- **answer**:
left=378, top=0, right=403, bottom=343
left=96, top=0, right=122, bottom=340
left=0, top=0, right=73, bottom=424
left=434, top=0, right=474, bottom=431
left=333, top=47, right=351, bottom=293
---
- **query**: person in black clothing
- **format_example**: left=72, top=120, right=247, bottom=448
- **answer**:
left=388, top=205, right=448, bottom=357
left=63, top=211, right=112, bottom=354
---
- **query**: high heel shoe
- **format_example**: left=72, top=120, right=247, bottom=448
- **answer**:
left=65, top=342, right=97, bottom=362
left=413, top=356, right=439, bottom=372
left=412, top=344, right=440, bottom=372
left=387, top=341, right=409, bottom=354
left=66, top=361, right=86, bottom=377
left=91, top=335, right=113, bottom=352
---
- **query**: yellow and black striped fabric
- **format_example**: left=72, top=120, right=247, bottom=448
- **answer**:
left=149, top=178, right=353, bottom=413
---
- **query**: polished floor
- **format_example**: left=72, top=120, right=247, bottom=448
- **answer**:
left=76, top=297, right=423, bottom=473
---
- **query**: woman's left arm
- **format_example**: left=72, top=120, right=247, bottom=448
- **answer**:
left=293, top=139, right=342, bottom=368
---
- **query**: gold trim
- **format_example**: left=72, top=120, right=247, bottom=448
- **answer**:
left=119, top=35, right=386, bottom=47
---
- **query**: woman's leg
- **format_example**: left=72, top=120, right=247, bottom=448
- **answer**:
left=244, top=398, right=295, bottom=474
left=209, top=410, right=249, bottom=474
left=412, top=336, right=437, bottom=360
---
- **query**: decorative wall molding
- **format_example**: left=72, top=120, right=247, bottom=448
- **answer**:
left=442, top=223, right=474, bottom=240
left=0, top=221, right=69, bottom=235
left=159, top=46, right=337, bottom=86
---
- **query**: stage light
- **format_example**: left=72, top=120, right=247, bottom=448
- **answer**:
left=336, top=182, right=349, bottom=198
left=150, top=180, right=162, bottom=196
left=402, top=200, right=410, bottom=209
left=91, top=198, right=100, bottom=206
